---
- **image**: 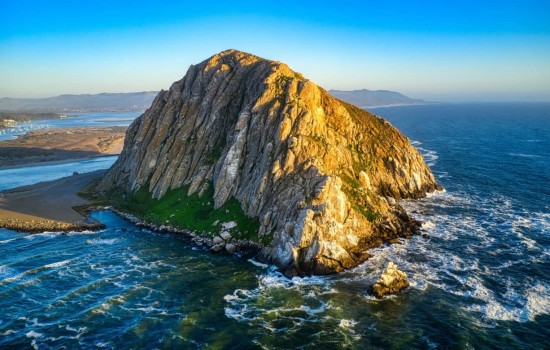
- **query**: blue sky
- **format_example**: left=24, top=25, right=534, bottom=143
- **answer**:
left=1, top=0, right=549, bottom=101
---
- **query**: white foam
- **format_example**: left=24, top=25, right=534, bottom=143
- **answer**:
left=26, top=330, right=43, bottom=338
left=24, top=232, right=60, bottom=239
left=421, top=221, right=435, bottom=230
left=65, top=325, right=79, bottom=332
left=508, top=153, right=543, bottom=158
left=67, top=230, right=99, bottom=235
left=44, top=260, right=71, bottom=269
left=0, top=265, right=15, bottom=280
left=338, top=318, right=358, bottom=329
left=525, top=283, right=550, bottom=319
left=412, top=141, right=439, bottom=167
left=352, top=183, right=550, bottom=324
left=86, top=238, right=118, bottom=245
left=247, top=258, right=270, bottom=269
left=96, top=342, right=113, bottom=348
left=224, top=268, right=336, bottom=329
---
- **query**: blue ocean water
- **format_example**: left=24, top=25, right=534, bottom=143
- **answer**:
left=0, top=103, right=549, bottom=349
left=0, top=112, right=139, bottom=141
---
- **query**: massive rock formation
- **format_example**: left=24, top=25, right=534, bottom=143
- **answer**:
left=98, top=49, right=441, bottom=275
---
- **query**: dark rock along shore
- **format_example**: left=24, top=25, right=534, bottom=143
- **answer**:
left=98, top=49, right=441, bottom=276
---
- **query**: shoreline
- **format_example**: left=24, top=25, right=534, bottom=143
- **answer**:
left=108, top=207, right=262, bottom=257
left=0, top=126, right=126, bottom=168
left=0, top=167, right=262, bottom=258
left=0, top=170, right=106, bottom=232
left=0, top=154, right=118, bottom=171
left=366, top=102, right=442, bottom=109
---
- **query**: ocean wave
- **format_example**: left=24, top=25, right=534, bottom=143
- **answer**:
left=508, top=153, right=543, bottom=158
left=224, top=268, right=335, bottom=329
left=0, top=237, right=18, bottom=244
left=23, top=232, right=61, bottom=239
left=95, top=341, right=113, bottom=348
left=0, top=329, right=16, bottom=336
left=26, top=330, right=43, bottom=338
left=411, top=140, right=438, bottom=166
left=21, top=230, right=99, bottom=241
left=0, top=259, right=72, bottom=286
left=44, top=260, right=72, bottom=269
left=247, top=258, right=270, bottom=269
left=466, top=282, right=550, bottom=323
left=0, top=265, right=16, bottom=280
left=418, top=148, right=439, bottom=166
left=86, top=238, right=119, bottom=245
left=384, top=188, right=550, bottom=323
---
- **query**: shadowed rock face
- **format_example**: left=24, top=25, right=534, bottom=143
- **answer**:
left=99, top=49, right=441, bottom=275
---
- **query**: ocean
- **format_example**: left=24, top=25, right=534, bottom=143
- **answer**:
left=0, top=103, right=548, bottom=349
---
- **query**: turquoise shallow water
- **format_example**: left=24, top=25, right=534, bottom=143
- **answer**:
left=0, top=103, right=549, bottom=349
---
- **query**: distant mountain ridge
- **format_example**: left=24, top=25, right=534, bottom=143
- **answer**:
left=329, top=89, right=425, bottom=107
left=1, top=89, right=424, bottom=112
left=0, top=92, right=158, bottom=112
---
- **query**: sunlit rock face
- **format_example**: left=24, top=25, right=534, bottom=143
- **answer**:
left=372, top=262, right=410, bottom=298
left=99, top=50, right=441, bottom=275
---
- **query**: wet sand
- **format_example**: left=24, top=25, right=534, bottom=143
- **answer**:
left=0, top=171, right=106, bottom=232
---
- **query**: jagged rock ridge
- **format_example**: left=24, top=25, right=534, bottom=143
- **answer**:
left=99, top=49, right=441, bottom=275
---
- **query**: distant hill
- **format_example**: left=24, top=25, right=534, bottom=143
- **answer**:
left=0, top=92, right=158, bottom=112
left=329, top=89, right=425, bottom=107
left=0, top=89, right=426, bottom=112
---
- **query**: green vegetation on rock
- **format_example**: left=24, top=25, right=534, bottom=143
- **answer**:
left=110, top=184, right=260, bottom=241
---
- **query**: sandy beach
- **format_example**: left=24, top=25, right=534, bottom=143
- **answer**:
left=0, top=125, right=123, bottom=231
left=0, top=126, right=126, bottom=168
left=0, top=170, right=106, bottom=232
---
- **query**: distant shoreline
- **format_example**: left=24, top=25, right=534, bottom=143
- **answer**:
left=0, top=126, right=125, bottom=168
left=366, top=102, right=442, bottom=109
left=0, top=154, right=118, bottom=171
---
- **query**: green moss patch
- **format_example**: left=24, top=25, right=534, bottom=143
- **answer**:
left=339, top=174, right=381, bottom=223
left=109, top=184, right=260, bottom=241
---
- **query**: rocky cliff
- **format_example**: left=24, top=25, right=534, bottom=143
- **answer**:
left=98, top=49, right=441, bottom=275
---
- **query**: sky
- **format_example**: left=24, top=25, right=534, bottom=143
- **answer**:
left=1, top=0, right=549, bottom=101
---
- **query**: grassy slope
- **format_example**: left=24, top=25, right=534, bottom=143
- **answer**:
left=108, top=184, right=261, bottom=242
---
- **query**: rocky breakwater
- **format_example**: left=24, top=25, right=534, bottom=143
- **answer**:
left=0, top=217, right=102, bottom=233
left=98, top=49, right=441, bottom=276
